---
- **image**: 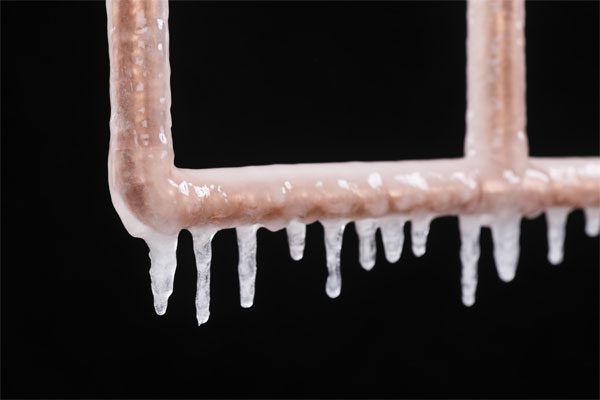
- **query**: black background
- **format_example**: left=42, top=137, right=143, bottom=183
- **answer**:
left=2, top=1, right=599, bottom=398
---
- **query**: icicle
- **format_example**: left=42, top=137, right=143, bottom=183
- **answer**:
left=411, top=215, right=432, bottom=257
left=322, top=220, right=347, bottom=298
left=355, top=219, right=378, bottom=271
left=490, top=213, right=521, bottom=282
left=190, top=228, right=217, bottom=325
left=459, top=215, right=481, bottom=307
left=378, top=216, right=406, bottom=263
left=145, top=232, right=179, bottom=315
left=545, top=207, right=570, bottom=265
left=584, top=207, right=600, bottom=237
left=236, top=225, right=260, bottom=308
left=286, top=220, right=306, bottom=261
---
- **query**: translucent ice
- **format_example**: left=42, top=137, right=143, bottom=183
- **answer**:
left=584, top=207, right=600, bottom=237
left=355, top=219, right=378, bottom=270
left=458, top=215, right=481, bottom=306
left=411, top=215, right=432, bottom=257
left=236, top=225, right=260, bottom=308
left=191, top=228, right=218, bottom=325
left=286, top=220, right=306, bottom=261
left=146, top=233, right=179, bottom=315
left=322, top=220, right=347, bottom=298
left=378, top=216, right=406, bottom=263
left=490, top=213, right=521, bottom=282
left=545, top=207, right=570, bottom=265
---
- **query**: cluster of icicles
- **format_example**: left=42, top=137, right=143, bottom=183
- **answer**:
left=147, top=207, right=600, bottom=325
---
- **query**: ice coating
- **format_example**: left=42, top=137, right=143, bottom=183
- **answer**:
left=236, top=225, right=259, bottom=308
left=106, top=0, right=600, bottom=324
left=545, top=208, right=570, bottom=265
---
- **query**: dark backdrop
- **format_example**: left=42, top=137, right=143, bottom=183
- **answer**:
left=2, top=1, right=599, bottom=398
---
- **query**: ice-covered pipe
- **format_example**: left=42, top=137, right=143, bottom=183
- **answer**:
left=107, top=0, right=600, bottom=324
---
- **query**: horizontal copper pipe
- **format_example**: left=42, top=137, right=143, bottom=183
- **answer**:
left=107, top=0, right=600, bottom=239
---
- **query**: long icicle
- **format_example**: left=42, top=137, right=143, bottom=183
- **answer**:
left=459, top=215, right=481, bottom=306
left=191, top=227, right=218, bottom=325
left=322, top=220, right=347, bottom=298
left=237, top=225, right=260, bottom=308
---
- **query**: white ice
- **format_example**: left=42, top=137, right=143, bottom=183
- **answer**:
left=545, top=207, right=570, bottom=265
left=190, top=227, right=218, bottom=325
left=411, top=215, right=432, bottom=257
left=458, top=215, right=481, bottom=307
left=322, top=220, right=347, bottom=298
left=146, top=232, right=179, bottom=315
left=236, top=225, right=260, bottom=308
left=490, top=213, right=522, bottom=282
left=355, top=219, right=378, bottom=270
left=584, top=207, right=600, bottom=237
left=286, top=220, right=306, bottom=261
left=378, top=216, right=406, bottom=263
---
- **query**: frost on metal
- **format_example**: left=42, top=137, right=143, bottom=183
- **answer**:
left=106, top=0, right=600, bottom=325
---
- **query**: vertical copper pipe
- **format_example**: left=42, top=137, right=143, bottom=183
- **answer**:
left=465, top=0, right=529, bottom=177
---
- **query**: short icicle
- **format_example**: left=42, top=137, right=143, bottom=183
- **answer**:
left=236, top=225, right=260, bottom=308
left=545, top=207, right=570, bottom=265
left=286, top=220, right=306, bottom=261
left=490, top=213, right=522, bottom=282
left=378, top=216, right=406, bottom=263
left=458, top=215, right=481, bottom=307
left=190, top=227, right=218, bottom=325
left=145, top=232, right=179, bottom=316
left=355, top=219, right=378, bottom=271
left=411, top=215, right=432, bottom=257
left=584, top=207, right=600, bottom=237
left=322, top=220, right=347, bottom=298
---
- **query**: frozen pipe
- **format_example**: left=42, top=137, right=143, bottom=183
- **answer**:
left=107, top=0, right=600, bottom=323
